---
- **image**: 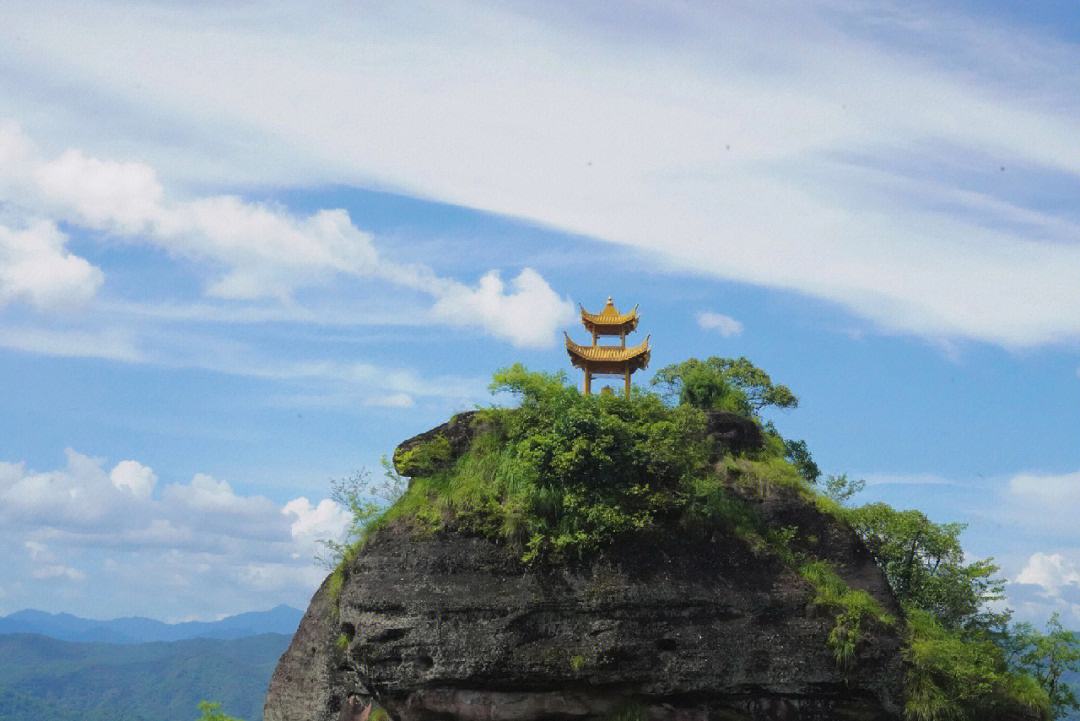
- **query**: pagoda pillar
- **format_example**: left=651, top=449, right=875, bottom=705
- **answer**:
left=624, top=367, right=631, bottom=397
left=584, top=369, right=592, bottom=395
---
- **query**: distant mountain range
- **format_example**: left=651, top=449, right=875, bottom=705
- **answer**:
left=0, top=632, right=290, bottom=721
left=0, top=604, right=303, bottom=644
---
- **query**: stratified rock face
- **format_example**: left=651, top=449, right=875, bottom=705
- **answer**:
left=265, top=482, right=905, bottom=721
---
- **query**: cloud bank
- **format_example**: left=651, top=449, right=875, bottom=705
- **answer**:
left=0, top=449, right=351, bottom=617
left=0, top=122, right=572, bottom=348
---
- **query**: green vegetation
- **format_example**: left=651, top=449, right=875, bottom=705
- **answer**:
left=651, top=356, right=797, bottom=415
left=196, top=700, right=244, bottom=721
left=846, top=502, right=1006, bottom=632
left=1009, top=614, right=1080, bottom=719
left=329, top=356, right=1077, bottom=720
left=904, top=609, right=1048, bottom=721
left=604, top=701, right=647, bottom=721
left=0, top=633, right=286, bottom=721
left=800, top=560, right=895, bottom=667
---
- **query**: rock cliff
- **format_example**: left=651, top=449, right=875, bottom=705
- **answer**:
left=265, top=415, right=905, bottom=721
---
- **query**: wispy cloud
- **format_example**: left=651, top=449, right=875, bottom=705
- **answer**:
left=0, top=319, right=487, bottom=408
left=0, top=325, right=143, bottom=362
left=3, top=1, right=1079, bottom=347
left=862, top=472, right=964, bottom=487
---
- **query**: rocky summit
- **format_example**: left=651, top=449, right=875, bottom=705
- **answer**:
left=264, top=413, right=905, bottom=721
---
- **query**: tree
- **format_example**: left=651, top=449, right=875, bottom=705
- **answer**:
left=1012, top=613, right=1080, bottom=719
left=783, top=437, right=821, bottom=485
left=822, top=473, right=865, bottom=504
left=196, top=701, right=243, bottom=721
left=651, top=356, right=797, bottom=417
left=845, top=502, right=1007, bottom=632
left=317, top=464, right=406, bottom=568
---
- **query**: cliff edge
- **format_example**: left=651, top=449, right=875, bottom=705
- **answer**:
left=265, top=409, right=905, bottom=721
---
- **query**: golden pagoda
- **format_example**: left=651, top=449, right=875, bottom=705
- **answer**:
left=565, top=296, right=651, bottom=397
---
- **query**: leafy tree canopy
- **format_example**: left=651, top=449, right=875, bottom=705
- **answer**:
left=1009, top=614, right=1080, bottom=719
left=651, top=356, right=797, bottom=416
left=845, top=502, right=1007, bottom=633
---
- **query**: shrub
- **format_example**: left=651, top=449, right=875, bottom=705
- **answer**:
left=800, top=560, right=895, bottom=668
left=195, top=701, right=244, bottom=721
left=904, top=609, right=1049, bottom=721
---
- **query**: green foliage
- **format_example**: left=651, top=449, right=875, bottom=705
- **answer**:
left=651, top=356, right=797, bottom=416
left=319, top=461, right=407, bottom=572
left=569, top=654, right=586, bottom=672
left=330, top=360, right=806, bottom=566
left=783, top=437, right=821, bottom=484
left=1009, top=613, right=1080, bottom=719
left=335, top=633, right=350, bottom=651
left=0, top=633, right=286, bottom=721
left=605, top=701, right=647, bottom=721
left=723, top=454, right=805, bottom=499
left=840, top=502, right=1050, bottom=719
left=845, top=503, right=1007, bottom=632
left=822, top=473, right=866, bottom=505
left=393, top=433, right=453, bottom=476
left=904, top=609, right=1049, bottom=721
left=800, top=560, right=895, bottom=667
left=197, top=700, right=244, bottom=721
left=439, top=363, right=715, bottom=562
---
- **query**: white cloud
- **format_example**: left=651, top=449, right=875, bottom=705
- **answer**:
left=5, top=2, right=1080, bottom=346
left=282, top=497, right=351, bottom=545
left=0, top=449, right=132, bottom=529
left=696, top=311, right=743, bottom=338
left=0, top=220, right=103, bottom=309
left=109, top=459, right=157, bottom=498
left=0, top=121, right=570, bottom=347
left=972, top=469, right=1080, bottom=542
left=1009, top=470, right=1080, bottom=504
left=162, top=473, right=282, bottom=526
left=35, top=148, right=163, bottom=233
left=432, top=268, right=574, bottom=348
left=1, top=449, right=354, bottom=616
left=1016, top=552, right=1080, bottom=597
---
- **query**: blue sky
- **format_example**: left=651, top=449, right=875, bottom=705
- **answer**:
left=3, top=0, right=1080, bottom=623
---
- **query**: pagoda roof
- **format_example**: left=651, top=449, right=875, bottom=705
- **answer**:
left=564, top=333, right=651, bottom=373
left=580, top=297, right=639, bottom=334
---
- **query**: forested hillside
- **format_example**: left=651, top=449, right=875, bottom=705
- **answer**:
left=0, top=633, right=289, bottom=721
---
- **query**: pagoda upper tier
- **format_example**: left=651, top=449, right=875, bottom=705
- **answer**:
left=580, top=297, right=639, bottom=336
left=564, top=333, right=651, bottom=376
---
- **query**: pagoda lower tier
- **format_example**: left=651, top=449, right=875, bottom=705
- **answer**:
left=564, top=333, right=651, bottom=395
